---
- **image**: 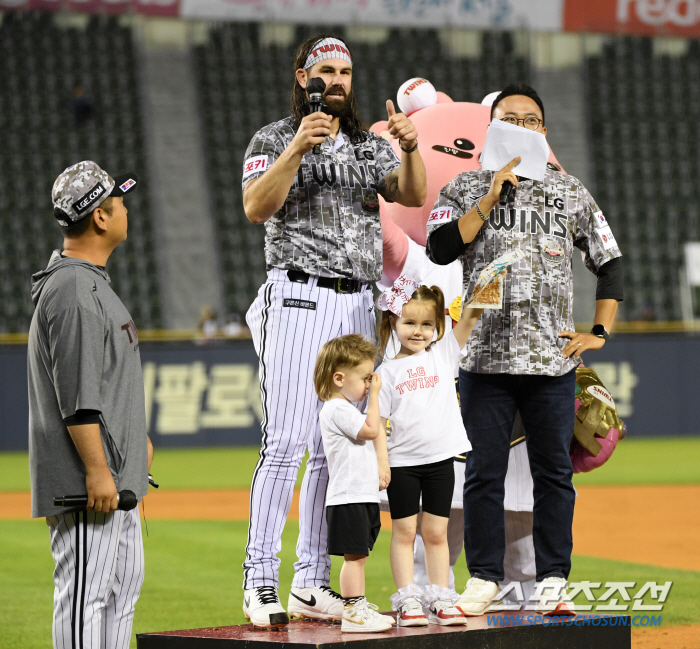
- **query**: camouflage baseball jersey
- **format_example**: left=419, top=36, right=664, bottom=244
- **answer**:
left=427, top=168, right=622, bottom=376
left=242, top=117, right=401, bottom=281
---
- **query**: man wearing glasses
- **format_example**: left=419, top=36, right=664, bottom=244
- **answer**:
left=426, top=84, right=623, bottom=615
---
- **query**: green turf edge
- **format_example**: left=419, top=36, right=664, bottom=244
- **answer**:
left=0, top=447, right=314, bottom=491
left=2, top=438, right=700, bottom=492
left=2, top=520, right=698, bottom=649
left=570, top=437, right=700, bottom=486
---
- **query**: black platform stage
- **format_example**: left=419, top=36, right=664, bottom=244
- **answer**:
left=136, top=612, right=631, bottom=648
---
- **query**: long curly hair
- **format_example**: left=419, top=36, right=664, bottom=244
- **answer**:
left=290, top=34, right=367, bottom=144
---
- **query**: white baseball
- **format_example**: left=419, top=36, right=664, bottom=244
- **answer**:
left=397, top=78, right=437, bottom=115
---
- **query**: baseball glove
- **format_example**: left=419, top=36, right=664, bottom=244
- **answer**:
left=571, top=366, right=627, bottom=473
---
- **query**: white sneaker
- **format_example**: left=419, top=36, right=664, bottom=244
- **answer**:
left=428, top=599, right=468, bottom=626
left=457, top=578, right=500, bottom=616
left=535, top=577, right=576, bottom=616
left=288, top=585, right=344, bottom=622
left=341, top=598, right=393, bottom=633
left=486, top=599, right=506, bottom=612
left=396, top=596, right=428, bottom=627
left=243, top=586, right=289, bottom=629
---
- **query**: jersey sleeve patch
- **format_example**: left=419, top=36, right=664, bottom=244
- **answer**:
left=596, top=225, right=618, bottom=250
left=593, top=210, right=608, bottom=229
left=427, top=207, right=453, bottom=224
left=243, top=155, right=269, bottom=179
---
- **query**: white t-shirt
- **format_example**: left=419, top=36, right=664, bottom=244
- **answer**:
left=319, top=399, right=380, bottom=506
left=377, top=329, right=472, bottom=468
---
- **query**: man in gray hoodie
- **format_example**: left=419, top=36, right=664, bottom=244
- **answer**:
left=28, top=160, right=153, bottom=649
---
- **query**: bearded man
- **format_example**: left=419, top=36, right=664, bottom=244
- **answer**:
left=240, top=34, right=426, bottom=628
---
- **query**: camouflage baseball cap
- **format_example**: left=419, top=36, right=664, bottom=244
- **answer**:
left=52, top=160, right=138, bottom=227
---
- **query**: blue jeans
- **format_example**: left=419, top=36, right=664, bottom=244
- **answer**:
left=459, top=368, right=576, bottom=582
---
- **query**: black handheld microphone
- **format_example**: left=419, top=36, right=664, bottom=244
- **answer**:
left=307, top=77, right=326, bottom=155
left=54, top=489, right=138, bottom=511
left=500, top=180, right=516, bottom=205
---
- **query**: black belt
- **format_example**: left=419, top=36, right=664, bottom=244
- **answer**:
left=287, top=270, right=367, bottom=294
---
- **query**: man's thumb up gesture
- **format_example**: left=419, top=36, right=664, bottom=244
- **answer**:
left=386, top=100, right=418, bottom=151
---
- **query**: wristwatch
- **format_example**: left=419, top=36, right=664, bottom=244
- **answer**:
left=590, top=324, right=609, bottom=341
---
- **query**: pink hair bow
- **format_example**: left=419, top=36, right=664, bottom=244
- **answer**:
left=376, top=274, right=420, bottom=316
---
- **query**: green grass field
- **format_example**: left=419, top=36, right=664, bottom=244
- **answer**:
left=2, top=437, right=699, bottom=492
left=2, top=437, right=699, bottom=648
left=2, top=521, right=699, bottom=649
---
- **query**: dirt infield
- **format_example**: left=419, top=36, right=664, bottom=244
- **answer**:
left=572, top=485, right=700, bottom=572
left=3, top=485, right=700, bottom=573
left=632, top=625, right=700, bottom=648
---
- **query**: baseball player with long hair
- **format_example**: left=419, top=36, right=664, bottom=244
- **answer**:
left=28, top=161, right=153, bottom=649
left=241, top=34, right=427, bottom=627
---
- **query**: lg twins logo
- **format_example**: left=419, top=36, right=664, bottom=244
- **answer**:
left=402, top=78, right=429, bottom=96
left=428, top=207, right=452, bottom=224
left=243, top=155, right=268, bottom=179
left=586, top=384, right=616, bottom=409
left=309, top=42, right=351, bottom=60
left=395, top=366, right=439, bottom=395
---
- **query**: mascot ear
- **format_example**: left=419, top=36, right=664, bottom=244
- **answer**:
left=436, top=91, right=454, bottom=104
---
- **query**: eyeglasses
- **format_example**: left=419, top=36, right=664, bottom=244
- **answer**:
left=500, top=116, right=542, bottom=131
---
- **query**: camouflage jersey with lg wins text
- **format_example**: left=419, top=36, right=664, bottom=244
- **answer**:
left=242, top=117, right=401, bottom=282
left=426, top=167, right=622, bottom=377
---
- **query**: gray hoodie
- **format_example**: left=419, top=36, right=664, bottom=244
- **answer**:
left=28, top=251, right=148, bottom=518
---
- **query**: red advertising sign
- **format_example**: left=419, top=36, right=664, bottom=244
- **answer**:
left=134, top=0, right=178, bottom=16
left=565, top=0, right=700, bottom=36
left=0, top=0, right=178, bottom=16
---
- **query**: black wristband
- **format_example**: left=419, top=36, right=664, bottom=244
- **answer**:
left=400, top=141, right=418, bottom=153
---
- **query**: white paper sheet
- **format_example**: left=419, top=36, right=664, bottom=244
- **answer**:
left=480, top=119, right=549, bottom=182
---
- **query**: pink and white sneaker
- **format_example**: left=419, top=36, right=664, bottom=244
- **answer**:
left=396, top=596, right=429, bottom=627
left=428, top=599, right=468, bottom=626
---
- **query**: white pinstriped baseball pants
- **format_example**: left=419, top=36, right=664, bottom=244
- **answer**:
left=244, top=268, right=376, bottom=589
left=47, top=508, right=144, bottom=649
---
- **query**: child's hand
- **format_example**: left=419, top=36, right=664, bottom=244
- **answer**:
left=462, top=306, right=485, bottom=320
left=369, top=372, right=382, bottom=393
left=378, top=461, right=391, bottom=490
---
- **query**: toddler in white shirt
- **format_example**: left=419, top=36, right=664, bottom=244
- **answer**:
left=315, top=334, right=393, bottom=634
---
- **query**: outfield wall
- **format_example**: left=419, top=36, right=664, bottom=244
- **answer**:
left=0, top=335, right=695, bottom=450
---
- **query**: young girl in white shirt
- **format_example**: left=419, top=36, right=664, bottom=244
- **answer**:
left=375, top=277, right=483, bottom=627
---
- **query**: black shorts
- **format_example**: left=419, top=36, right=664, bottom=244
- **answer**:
left=386, top=458, right=455, bottom=519
left=326, top=503, right=381, bottom=557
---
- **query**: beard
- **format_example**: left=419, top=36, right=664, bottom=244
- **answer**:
left=322, top=85, right=353, bottom=119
